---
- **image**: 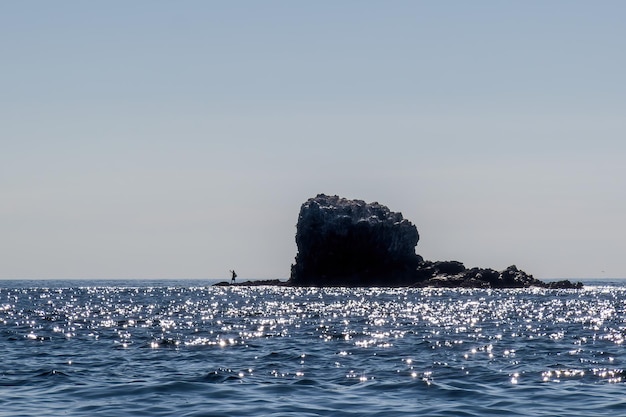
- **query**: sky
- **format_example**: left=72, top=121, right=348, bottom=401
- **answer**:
left=1, top=1, right=625, bottom=280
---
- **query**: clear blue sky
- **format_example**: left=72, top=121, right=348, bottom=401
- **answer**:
left=2, top=1, right=625, bottom=280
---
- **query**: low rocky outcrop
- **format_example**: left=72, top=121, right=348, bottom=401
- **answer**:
left=288, top=194, right=582, bottom=289
left=213, top=279, right=287, bottom=287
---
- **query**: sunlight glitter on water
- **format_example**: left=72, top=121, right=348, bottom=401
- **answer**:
left=2, top=281, right=626, bottom=416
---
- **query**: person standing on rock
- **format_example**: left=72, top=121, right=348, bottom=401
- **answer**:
left=230, top=270, right=237, bottom=285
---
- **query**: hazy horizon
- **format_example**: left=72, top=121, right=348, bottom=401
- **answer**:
left=2, top=1, right=625, bottom=281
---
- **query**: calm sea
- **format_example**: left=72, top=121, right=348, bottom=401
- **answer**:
left=1, top=279, right=625, bottom=416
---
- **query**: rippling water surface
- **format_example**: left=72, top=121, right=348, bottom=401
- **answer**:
left=1, top=280, right=626, bottom=416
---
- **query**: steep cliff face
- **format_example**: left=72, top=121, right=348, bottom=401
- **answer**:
left=290, top=194, right=422, bottom=286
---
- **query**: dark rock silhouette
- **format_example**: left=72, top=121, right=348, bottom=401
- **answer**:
left=289, top=194, right=582, bottom=289
left=289, top=194, right=422, bottom=286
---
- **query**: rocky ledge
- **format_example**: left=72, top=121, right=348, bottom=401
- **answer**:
left=213, top=279, right=288, bottom=287
left=288, top=194, right=582, bottom=289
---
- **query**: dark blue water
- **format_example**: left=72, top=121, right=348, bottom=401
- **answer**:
left=1, top=280, right=625, bottom=416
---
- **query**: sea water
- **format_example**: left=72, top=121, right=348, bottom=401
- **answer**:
left=1, top=280, right=625, bottom=416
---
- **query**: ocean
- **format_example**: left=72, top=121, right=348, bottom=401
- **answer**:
left=1, top=279, right=625, bottom=416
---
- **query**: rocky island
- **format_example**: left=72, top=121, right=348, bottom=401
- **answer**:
left=287, top=194, right=582, bottom=289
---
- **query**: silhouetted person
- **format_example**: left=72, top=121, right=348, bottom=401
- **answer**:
left=230, top=270, right=237, bottom=284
